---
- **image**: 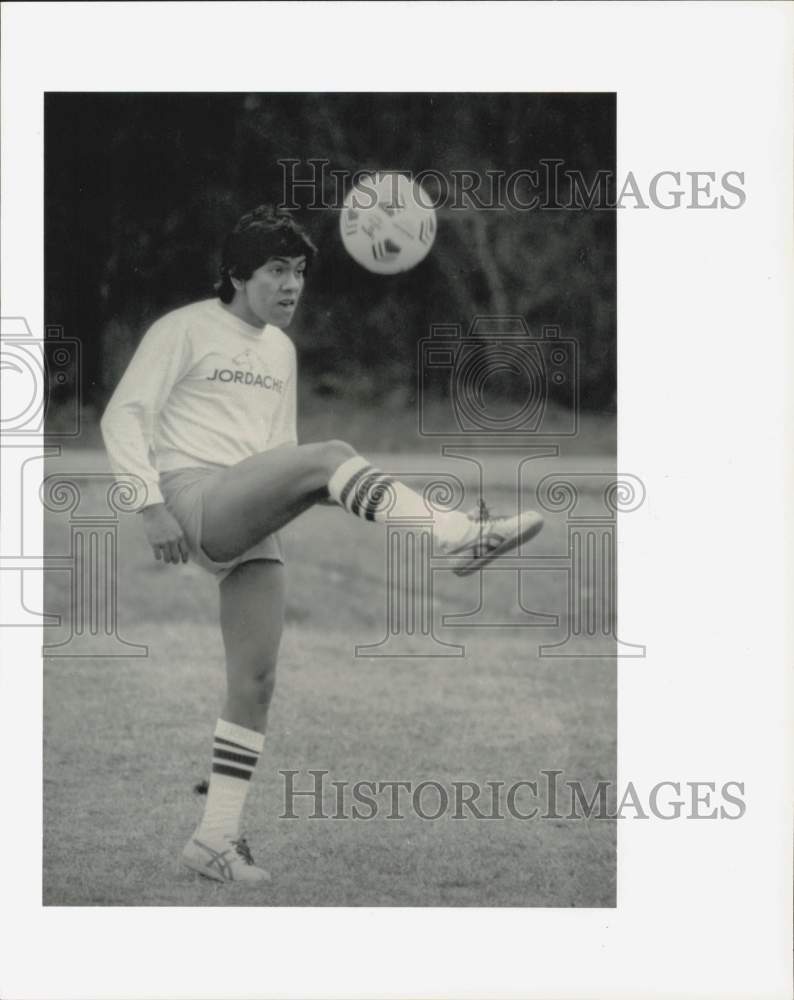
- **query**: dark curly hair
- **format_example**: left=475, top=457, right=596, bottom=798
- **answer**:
left=216, top=205, right=318, bottom=303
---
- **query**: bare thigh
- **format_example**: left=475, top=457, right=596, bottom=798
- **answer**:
left=202, top=441, right=352, bottom=562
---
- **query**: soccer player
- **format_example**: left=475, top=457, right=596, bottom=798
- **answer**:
left=101, top=205, right=543, bottom=883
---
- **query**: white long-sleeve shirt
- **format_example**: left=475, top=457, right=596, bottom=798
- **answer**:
left=100, top=298, right=298, bottom=509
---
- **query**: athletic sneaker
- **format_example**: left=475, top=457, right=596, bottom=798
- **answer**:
left=443, top=506, right=544, bottom=576
left=182, top=833, right=270, bottom=883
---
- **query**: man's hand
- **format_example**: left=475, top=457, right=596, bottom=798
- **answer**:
left=140, top=503, right=189, bottom=564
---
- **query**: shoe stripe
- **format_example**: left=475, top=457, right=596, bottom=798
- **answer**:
left=191, top=838, right=234, bottom=880
left=213, top=747, right=258, bottom=767
left=453, top=517, right=543, bottom=575
left=480, top=532, right=507, bottom=553
left=212, top=762, right=254, bottom=780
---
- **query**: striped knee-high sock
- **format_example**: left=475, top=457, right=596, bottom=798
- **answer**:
left=327, top=454, right=469, bottom=545
left=196, top=719, right=264, bottom=841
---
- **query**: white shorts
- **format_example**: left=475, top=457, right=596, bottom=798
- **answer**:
left=158, top=466, right=284, bottom=583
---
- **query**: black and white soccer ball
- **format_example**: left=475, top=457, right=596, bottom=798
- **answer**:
left=340, top=173, right=437, bottom=275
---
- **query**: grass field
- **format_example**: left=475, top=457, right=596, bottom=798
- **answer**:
left=43, top=445, right=616, bottom=907
left=53, top=394, right=616, bottom=457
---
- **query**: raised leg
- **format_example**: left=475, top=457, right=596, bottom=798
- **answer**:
left=200, top=439, right=521, bottom=571
left=201, top=440, right=356, bottom=562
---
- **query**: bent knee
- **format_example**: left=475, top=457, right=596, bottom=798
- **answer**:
left=324, top=439, right=357, bottom=464
left=302, top=439, right=357, bottom=479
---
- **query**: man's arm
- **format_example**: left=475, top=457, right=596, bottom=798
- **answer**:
left=100, top=315, right=191, bottom=562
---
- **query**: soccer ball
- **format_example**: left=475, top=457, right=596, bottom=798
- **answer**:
left=340, top=173, right=437, bottom=275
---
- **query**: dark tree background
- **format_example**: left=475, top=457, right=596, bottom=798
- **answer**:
left=45, top=93, right=615, bottom=424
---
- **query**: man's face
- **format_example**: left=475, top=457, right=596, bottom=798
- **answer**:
left=237, top=255, right=307, bottom=327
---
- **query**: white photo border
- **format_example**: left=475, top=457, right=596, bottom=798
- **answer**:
left=1, top=2, right=792, bottom=998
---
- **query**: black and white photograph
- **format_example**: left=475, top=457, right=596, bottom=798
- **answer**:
left=42, top=90, right=618, bottom=907
left=1, top=3, right=792, bottom=999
